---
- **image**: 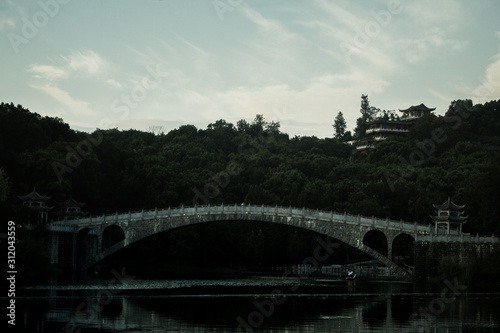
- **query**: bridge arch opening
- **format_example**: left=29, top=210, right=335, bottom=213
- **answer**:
left=75, top=228, right=98, bottom=268
left=392, top=233, right=414, bottom=267
left=91, top=220, right=374, bottom=274
left=363, top=229, right=388, bottom=257
left=102, top=225, right=125, bottom=250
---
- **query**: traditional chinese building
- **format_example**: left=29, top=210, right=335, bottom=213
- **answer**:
left=54, top=197, right=87, bottom=221
left=430, top=197, right=467, bottom=235
left=18, top=188, right=53, bottom=224
left=356, top=103, right=435, bottom=152
left=399, top=103, right=435, bottom=120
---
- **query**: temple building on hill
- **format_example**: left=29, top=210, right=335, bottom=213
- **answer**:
left=399, top=103, right=436, bottom=120
left=18, top=188, right=53, bottom=224
left=55, top=197, right=88, bottom=221
left=431, top=197, right=468, bottom=235
left=356, top=103, right=435, bottom=152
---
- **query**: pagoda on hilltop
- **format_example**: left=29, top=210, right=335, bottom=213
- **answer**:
left=18, top=188, right=53, bottom=224
left=431, top=197, right=468, bottom=235
left=399, top=103, right=436, bottom=121
left=54, top=197, right=88, bottom=221
left=356, top=103, right=435, bottom=152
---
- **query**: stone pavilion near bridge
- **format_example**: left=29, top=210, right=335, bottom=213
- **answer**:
left=431, top=197, right=468, bottom=235
left=18, top=188, right=53, bottom=224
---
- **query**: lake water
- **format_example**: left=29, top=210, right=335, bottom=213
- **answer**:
left=16, top=276, right=500, bottom=332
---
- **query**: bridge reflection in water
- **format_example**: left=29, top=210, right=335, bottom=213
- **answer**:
left=21, top=279, right=500, bottom=332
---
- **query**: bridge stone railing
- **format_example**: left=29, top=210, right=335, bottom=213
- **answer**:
left=50, top=204, right=431, bottom=235
left=415, top=233, right=499, bottom=244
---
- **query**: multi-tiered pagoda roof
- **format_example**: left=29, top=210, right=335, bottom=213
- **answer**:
left=55, top=196, right=87, bottom=220
left=18, top=188, right=53, bottom=223
left=431, top=197, right=467, bottom=235
left=399, top=103, right=436, bottom=120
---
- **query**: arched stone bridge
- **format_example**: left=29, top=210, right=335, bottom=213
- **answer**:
left=47, top=204, right=432, bottom=279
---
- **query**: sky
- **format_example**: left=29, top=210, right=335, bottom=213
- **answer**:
left=1, top=0, right=499, bottom=138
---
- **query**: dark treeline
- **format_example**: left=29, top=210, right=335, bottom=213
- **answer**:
left=1, top=100, right=499, bottom=233
left=1, top=100, right=500, bottom=277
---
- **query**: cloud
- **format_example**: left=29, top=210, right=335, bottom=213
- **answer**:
left=170, top=69, right=389, bottom=136
left=29, top=84, right=96, bottom=117
left=241, top=6, right=310, bottom=69
left=27, top=49, right=109, bottom=81
left=395, top=28, right=468, bottom=63
left=403, top=0, right=464, bottom=29
left=27, top=49, right=125, bottom=96
left=62, top=50, right=107, bottom=77
left=473, top=55, right=500, bottom=103
left=106, top=78, right=123, bottom=89
left=28, top=64, right=68, bottom=80
left=299, top=0, right=402, bottom=72
left=0, top=16, right=15, bottom=30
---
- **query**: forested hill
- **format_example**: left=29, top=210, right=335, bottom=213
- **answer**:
left=1, top=100, right=499, bottom=234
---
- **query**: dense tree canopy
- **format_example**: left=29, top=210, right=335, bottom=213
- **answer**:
left=1, top=100, right=499, bottom=237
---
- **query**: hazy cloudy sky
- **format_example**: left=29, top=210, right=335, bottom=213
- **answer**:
left=1, top=0, right=499, bottom=137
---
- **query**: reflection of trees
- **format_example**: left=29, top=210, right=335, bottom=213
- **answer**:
left=22, top=289, right=500, bottom=332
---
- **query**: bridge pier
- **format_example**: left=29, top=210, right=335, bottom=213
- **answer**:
left=414, top=238, right=500, bottom=280
left=50, top=232, right=59, bottom=265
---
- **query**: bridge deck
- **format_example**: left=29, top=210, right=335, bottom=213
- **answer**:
left=49, top=204, right=432, bottom=234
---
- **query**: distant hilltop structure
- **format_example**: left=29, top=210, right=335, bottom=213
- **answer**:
left=356, top=103, right=435, bottom=152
